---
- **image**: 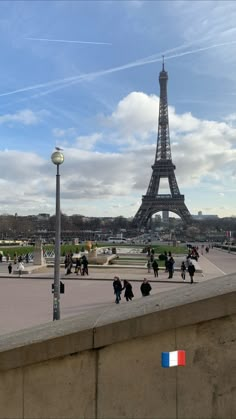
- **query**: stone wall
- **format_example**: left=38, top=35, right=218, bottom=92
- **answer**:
left=0, top=274, right=235, bottom=419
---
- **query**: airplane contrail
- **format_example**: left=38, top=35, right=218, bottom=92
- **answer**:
left=1, top=38, right=236, bottom=101
left=25, top=37, right=112, bottom=45
left=64, top=38, right=236, bottom=80
left=132, top=36, right=212, bottom=65
left=0, top=41, right=191, bottom=98
left=164, top=39, right=236, bottom=62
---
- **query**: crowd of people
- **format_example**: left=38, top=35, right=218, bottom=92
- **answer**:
left=142, top=245, right=200, bottom=285
left=111, top=245, right=200, bottom=304
left=3, top=244, right=202, bottom=302
left=64, top=253, right=89, bottom=276
left=113, top=276, right=152, bottom=304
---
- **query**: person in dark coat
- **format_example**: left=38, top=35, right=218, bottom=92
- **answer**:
left=8, top=262, right=12, bottom=274
left=113, top=276, right=122, bottom=304
left=74, top=258, right=81, bottom=275
left=188, top=261, right=195, bottom=283
left=81, top=255, right=89, bottom=275
left=147, top=260, right=151, bottom=273
left=167, top=256, right=175, bottom=279
left=122, top=280, right=134, bottom=301
left=65, top=254, right=73, bottom=275
left=152, top=259, right=159, bottom=277
left=181, top=261, right=186, bottom=280
left=163, top=251, right=168, bottom=272
left=140, top=278, right=152, bottom=296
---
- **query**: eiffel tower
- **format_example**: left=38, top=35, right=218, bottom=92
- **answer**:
left=133, top=59, right=192, bottom=229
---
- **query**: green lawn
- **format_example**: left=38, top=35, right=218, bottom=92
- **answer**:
left=0, top=243, right=188, bottom=259
left=150, top=244, right=187, bottom=255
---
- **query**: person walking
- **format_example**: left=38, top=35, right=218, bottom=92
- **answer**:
left=147, top=259, right=151, bottom=273
left=17, top=261, right=24, bottom=277
left=64, top=255, right=69, bottom=274
left=67, top=254, right=73, bottom=275
left=180, top=261, right=186, bottom=280
left=167, top=256, right=175, bottom=279
left=201, top=245, right=204, bottom=255
left=122, top=280, right=134, bottom=301
left=8, top=262, right=12, bottom=274
left=152, top=259, right=159, bottom=277
left=74, top=258, right=81, bottom=275
left=188, top=261, right=195, bottom=283
left=164, top=251, right=168, bottom=272
left=81, top=255, right=89, bottom=276
left=140, top=278, right=152, bottom=296
left=113, top=276, right=122, bottom=304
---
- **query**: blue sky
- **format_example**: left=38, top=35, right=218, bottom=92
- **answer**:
left=0, top=0, right=236, bottom=217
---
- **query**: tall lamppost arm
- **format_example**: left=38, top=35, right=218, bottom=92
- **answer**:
left=51, top=150, right=64, bottom=321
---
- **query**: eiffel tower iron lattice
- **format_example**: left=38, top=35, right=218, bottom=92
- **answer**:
left=133, top=60, right=192, bottom=229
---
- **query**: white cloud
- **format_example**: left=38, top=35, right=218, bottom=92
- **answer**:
left=105, top=92, right=158, bottom=138
left=52, top=127, right=76, bottom=137
left=0, top=92, right=236, bottom=217
left=75, top=133, right=103, bottom=150
left=0, top=109, right=47, bottom=125
left=166, top=1, right=236, bottom=82
left=52, top=128, right=66, bottom=137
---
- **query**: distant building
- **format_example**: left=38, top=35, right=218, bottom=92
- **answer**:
left=37, top=213, right=50, bottom=221
left=162, top=211, right=169, bottom=223
left=192, top=211, right=218, bottom=220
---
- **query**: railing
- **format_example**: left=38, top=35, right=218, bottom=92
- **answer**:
left=214, top=244, right=236, bottom=253
left=144, top=194, right=184, bottom=199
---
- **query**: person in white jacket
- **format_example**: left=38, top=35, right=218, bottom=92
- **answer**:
left=17, top=261, right=24, bottom=277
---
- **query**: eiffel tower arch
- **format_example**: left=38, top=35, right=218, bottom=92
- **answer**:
left=133, top=60, right=192, bottom=230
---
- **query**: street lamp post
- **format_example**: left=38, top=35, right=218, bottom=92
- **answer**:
left=51, top=150, right=64, bottom=320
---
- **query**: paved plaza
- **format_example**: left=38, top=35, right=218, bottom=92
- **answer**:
left=0, top=247, right=235, bottom=336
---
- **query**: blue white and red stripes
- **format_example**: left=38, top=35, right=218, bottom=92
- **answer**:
left=161, top=350, right=186, bottom=367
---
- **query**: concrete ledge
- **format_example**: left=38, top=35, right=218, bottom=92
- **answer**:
left=0, top=313, right=97, bottom=371
left=93, top=291, right=236, bottom=348
left=0, top=273, right=235, bottom=371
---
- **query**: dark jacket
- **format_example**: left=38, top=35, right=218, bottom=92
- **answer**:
left=152, top=260, right=159, bottom=270
left=123, top=281, right=134, bottom=299
left=82, top=257, right=88, bottom=267
left=113, top=279, right=122, bottom=293
left=75, top=259, right=81, bottom=267
left=181, top=262, right=186, bottom=272
left=140, top=282, right=152, bottom=296
left=188, top=264, right=195, bottom=275
left=167, top=257, right=175, bottom=270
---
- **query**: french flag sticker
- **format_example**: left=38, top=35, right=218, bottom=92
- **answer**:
left=161, top=350, right=186, bottom=368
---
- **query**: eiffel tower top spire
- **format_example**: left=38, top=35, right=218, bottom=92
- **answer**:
left=154, top=59, right=171, bottom=162
left=162, top=55, right=165, bottom=71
